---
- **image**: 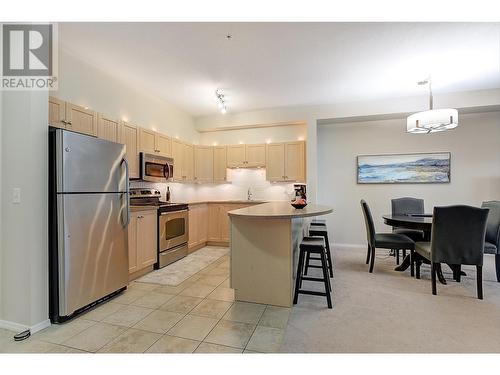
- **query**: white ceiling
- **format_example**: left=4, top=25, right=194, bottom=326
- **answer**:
left=59, top=22, right=500, bottom=117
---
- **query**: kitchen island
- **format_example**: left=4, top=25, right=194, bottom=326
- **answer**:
left=228, top=202, right=333, bottom=307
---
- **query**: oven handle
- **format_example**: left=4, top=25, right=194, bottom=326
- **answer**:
left=160, top=209, right=188, bottom=216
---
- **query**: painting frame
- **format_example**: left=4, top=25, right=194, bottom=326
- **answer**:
left=356, top=152, right=451, bottom=184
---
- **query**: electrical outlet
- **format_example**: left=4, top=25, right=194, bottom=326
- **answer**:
left=12, top=188, right=21, bottom=204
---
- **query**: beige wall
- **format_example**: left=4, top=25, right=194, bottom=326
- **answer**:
left=53, top=49, right=199, bottom=143
left=1, top=91, right=49, bottom=330
left=317, top=111, right=500, bottom=246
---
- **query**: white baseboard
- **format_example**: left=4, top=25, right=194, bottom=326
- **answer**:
left=0, top=318, right=50, bottom=335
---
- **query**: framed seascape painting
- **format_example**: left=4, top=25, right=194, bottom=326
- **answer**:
left=357, top=152, right=451, bottom=184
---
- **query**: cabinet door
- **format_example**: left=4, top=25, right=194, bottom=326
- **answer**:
left=208, top=204, right=221, bottom=241
left=184, top=143, right=195, bottom=182
left=285, top=141, right=305, bottom=182
left=48, top=96, right=66, bottom=129
left=213, top=146, right=227, bottom=182
left=138, top=128, right=156, bottom=154
left=226, top=145, right=246, bottom=168
left=137, top=210, right=158, bottom=269
left=156, top=133, right=172, bottom=157
left=128, top=214, right=138, bottom=274
left=120, top=122, right=139, bottom=179
left=194, top=146, right=214, bottom=183
left=198, top=204, right=208, bottom=244
left=65, top=103, right=97, bottom=136
left=97, top=113, right=120, bottom=142
left=171, top=139, right=185, bottom=181
left=188, top=206, right=198, bottom=249
left=266, top=143, right=285, bottom=182
left=220, top=205, right=231, bottom=242
left=245, top=144, right=266, bottom=167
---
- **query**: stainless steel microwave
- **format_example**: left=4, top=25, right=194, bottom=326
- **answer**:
left=140, top=152, right=174, bottom=183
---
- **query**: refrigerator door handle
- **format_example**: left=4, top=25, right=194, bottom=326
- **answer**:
left=121, top=158, right=130, bottom=227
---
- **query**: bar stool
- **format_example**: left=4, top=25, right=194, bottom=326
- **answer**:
left=293, top=236, right=333, bottom=309
left=306, top=223, right=333, bottom=277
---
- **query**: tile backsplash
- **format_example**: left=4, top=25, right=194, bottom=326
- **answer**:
left=130, top=168, right=297, bottom=202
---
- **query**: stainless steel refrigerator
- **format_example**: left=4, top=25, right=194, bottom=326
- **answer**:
left=49, top=128, right=130, bottom=323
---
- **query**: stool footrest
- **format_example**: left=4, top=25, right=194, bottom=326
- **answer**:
left=302, top=276, right=326, bottom=282
left=303, top=265, right=323, bottom=269
left=296, top=290, right=329, bottom=297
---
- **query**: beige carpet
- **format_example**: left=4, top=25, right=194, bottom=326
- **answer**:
left=281, top=246, right=500, bottom=353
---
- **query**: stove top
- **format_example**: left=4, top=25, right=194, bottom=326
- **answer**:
left=130, top=188, right=188, bottom=213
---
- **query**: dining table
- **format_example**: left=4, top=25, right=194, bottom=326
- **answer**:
left=382, top=213, right=449, bottom=284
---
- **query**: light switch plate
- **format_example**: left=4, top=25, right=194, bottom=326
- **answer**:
left=12, top=188, right=21, bottom=204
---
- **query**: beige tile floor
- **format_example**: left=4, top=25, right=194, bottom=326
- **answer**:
left=0, top=247, right=289, bottom=354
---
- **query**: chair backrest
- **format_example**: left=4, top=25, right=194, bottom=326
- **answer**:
left=360, top=200, right=375, bottom=247
left=391, top=197, right=424, bottom=215
left=481, top=201, right=500, bottom=249
left=431, top=205, right=489, bottom=265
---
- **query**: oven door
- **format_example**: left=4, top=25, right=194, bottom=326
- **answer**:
left=140, top=153, right=173, bottom=183
left=159, top=209, right=189, bottom=251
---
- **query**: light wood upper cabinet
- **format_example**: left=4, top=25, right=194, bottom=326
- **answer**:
left=120, top=122, right=139, bottom=179
left=213, top=146, right=227, bottom=182
left=49, top=96, right=66, bottom=129
left=128, top=209, right=157, bottom=275
left=227, top=144, right=265, bottom=168
left=138, top=128, right=156, bottom=154
left=184, top=143, right=194, bottom=182
left=156, top=133, right=172, bottom=157
left=285, top=141, right=306, bottom=182
left=245, top=144, right=266, bottom=167
left=48, top=97, right=97, bottom=136
left=266, top=141, right=305, bottom=182
left=194, top=146, right=214, bottom=183
left=97, top=113, right=120, bottom=142
left=65, top=103, right=97, bottom=136
left=138, top=128, right=172, bottom=157
left=171, top=139, right=184, bottom=181
left=227, top=145, right=246, bottom=168
left=266, top=143, right=286, bottom=182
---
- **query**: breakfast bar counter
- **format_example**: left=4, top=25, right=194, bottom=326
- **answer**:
left=228, top=202, right=333, bottom=307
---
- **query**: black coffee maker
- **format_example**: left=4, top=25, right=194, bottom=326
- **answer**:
left=293, top=184, right=307, bottom=201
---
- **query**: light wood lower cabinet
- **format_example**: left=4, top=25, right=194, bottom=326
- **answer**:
left=207, top=203, right=253, bottom=244
left=128, top=209, right=157, bottom=277
left=188, top=204, right=208, bottom=251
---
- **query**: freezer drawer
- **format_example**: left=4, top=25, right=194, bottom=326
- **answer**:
left=57, top=193, right=129, bottom=316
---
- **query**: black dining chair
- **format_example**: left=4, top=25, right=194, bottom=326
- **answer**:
left=481, top=201, right=500, bottom=282
left=391, top=198, right=425, bottom=264
left=414, top=205, right=489, bottom=299
left=360, top=200, right=415, bottom=273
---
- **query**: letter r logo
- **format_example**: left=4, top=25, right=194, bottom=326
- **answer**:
left=3, top=24, right=52, bottom=76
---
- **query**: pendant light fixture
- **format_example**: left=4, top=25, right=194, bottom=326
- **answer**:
left=407, top=79, right=458, bottom=134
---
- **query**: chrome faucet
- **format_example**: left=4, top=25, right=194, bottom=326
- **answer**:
left=247, top=187, right=253, bottom=201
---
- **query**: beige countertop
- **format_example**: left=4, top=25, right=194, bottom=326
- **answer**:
left=228, top=202, right=333, bottom=219
left=187, top=200, right=267, bottom=205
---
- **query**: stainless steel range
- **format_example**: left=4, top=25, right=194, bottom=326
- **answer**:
left=130, top=188, right=189, bottom=268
